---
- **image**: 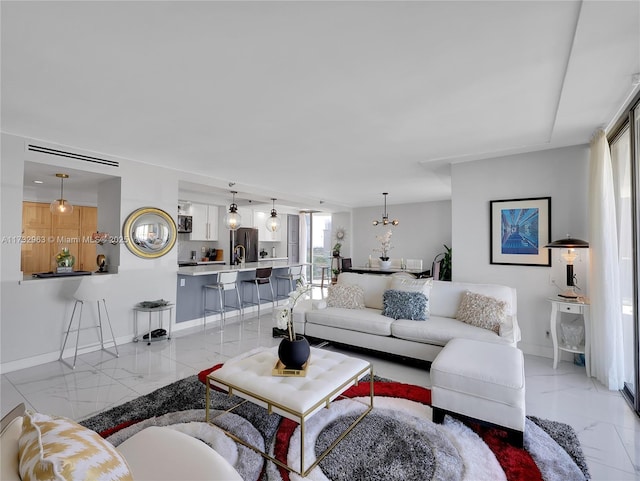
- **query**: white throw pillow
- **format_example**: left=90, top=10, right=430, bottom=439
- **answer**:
left=326, top=284, right=365, bottom=309
left=455, top=290, right=507, bottom=334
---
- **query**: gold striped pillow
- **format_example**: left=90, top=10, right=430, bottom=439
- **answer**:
left=18, top=411, right=132, bottom=481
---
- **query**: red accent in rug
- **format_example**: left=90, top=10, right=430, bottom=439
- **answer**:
left=198, top=363, right=224, bottom=384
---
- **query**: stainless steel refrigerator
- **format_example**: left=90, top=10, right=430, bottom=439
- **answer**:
left=230, top=228, right=259, bottom=264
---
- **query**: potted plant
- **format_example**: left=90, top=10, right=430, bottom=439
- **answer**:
left=373, top=230, right=394, bottom=269
left=440, top=244, right=452, bottom=281
left=332, top=242, right=342, bottom=257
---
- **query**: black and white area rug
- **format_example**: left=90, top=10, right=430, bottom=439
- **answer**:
left=81, top=371, right=590, bottom=481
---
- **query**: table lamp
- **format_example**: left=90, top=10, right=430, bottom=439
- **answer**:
left=545, top=235, right=589, bottom=298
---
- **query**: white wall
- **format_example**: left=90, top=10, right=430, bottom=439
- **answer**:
left=451, top=144, right=590, bottom=358
left=352, top=200, right=452, bottom=270
left=1, top=133, right=179, bottom=371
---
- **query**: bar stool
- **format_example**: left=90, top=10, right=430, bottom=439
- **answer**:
left=59, top=275, right=119, bottom=369
left=320, top=266, right=330, bottom=288
left=203, top=271, right=242, bottom=329
left=275, top=265, right=304, bottom=299
left=242, top=267, right=275, bottom=318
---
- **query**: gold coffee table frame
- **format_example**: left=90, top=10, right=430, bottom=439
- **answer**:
left=206, top=362, right=373, bottom=477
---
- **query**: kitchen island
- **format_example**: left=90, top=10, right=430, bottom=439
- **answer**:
left=176, top=260, right=302, bottom=323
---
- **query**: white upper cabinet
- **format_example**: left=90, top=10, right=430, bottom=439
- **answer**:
left=190, top=203, right=219, bottom=241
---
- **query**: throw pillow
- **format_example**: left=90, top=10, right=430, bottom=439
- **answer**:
left=389, top=276, right=432, bottom=318
left=455, top=291, right=507, bottom=334
left=19, top=411, right=133, bottom=481
left=382, top=290, right=428, bottom=320
left=326, top=284, right=365, bottom=309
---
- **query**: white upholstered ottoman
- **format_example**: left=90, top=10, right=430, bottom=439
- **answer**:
left=430, top=338, right=526, bottom=445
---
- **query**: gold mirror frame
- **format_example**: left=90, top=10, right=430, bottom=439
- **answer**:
left=123, top=207, right=177, bottom=259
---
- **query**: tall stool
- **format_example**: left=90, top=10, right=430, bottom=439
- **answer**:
left=276, top=265, right=304, bottom=299
left=59, top=275, right=119, bottom=369
left=203, top=271, right=242, bottom=329
left=242, top=267, right=274, bottom=318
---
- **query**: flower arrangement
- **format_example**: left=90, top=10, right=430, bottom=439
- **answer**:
left=274, top=280, right=312, bottom=341
left=373, top=229, right=394, bottom=261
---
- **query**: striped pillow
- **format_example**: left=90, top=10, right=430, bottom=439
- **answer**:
left=19, top=411, right=132, bottom=481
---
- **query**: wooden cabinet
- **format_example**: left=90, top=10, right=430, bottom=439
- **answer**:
left=79, top=207, right=98, bottom=271
left=21, top=202, right=52, bottom=275
left=20, top=202, right=97, bottom=275
left=190, top=203, right=219, bottom=241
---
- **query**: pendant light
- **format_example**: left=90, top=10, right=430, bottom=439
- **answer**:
left=224, top=190, right=242, bottom=230
left=50, top=173, right=74, bottom=215
left=372, top=192, right=398, bottom=226
left=266, top=198, right=281, bottom=232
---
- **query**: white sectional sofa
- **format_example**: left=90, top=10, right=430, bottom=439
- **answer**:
left=301, top=272, right=520, bottom=362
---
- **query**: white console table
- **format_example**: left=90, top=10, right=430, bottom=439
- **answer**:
left=548, top=298, right=591, bottom=376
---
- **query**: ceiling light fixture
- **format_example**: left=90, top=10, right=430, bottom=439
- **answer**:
left=50, top=173, right=73, bottom=215
left=372, top=192, right=398, bottom=226
left=224, top=190, right=242, bottom=231
left=266, top=198, right=281, bottom=232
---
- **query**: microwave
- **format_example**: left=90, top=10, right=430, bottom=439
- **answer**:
left=177, top=215, right=192, bottom=233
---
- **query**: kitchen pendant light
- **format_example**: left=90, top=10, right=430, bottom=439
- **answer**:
left=266, top=198, right=281, bottom=232
left=224, top=191, right=242, bottom=231
left=50, top=173, right=74, bottom=215
left=372, top=192, right=398, bottom=226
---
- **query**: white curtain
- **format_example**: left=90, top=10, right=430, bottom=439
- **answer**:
left=588, top=129, right=625, bottom=390
left=298, top=213, right=307, bottom=274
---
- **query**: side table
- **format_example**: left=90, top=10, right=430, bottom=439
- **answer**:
left=548, top=297, right=590, bottom=376
left=133, top=304, right=174, bottom=345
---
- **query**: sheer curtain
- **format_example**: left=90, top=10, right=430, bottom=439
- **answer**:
left=298, top=212, right=307, bottom=272
left=588, top=129, right=625, bottom=389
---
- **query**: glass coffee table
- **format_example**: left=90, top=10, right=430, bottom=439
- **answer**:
left=205, top=346, right=373, bottom=476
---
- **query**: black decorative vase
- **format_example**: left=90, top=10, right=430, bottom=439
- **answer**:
left=278, top=335, right=310, bottom=370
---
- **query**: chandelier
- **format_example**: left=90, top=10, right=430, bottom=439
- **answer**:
left=372, top=192, right=398, bottom=226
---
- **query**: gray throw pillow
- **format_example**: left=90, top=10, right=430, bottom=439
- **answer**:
left=382, top=289, right=428, bottom=320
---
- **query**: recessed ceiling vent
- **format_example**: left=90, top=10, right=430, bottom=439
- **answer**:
left=27, top=144, right=119, bottom=168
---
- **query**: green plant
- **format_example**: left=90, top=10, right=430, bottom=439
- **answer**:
left=332, top=242, right=342, bottom=253
left=440, top=244, right=452, bottom=281
left=332, top=268, right=340, bottom=276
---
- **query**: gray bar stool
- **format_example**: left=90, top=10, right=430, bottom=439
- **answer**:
left=203, top=271, right=242, bottom=329
left=59, top=275, right=119, bottom=369
left=276, top=265, right=304, bottom=299
left=242, top=267, right=275, bottom=318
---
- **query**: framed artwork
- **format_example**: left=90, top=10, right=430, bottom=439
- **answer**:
left=490, top=197, right=551, bottom=266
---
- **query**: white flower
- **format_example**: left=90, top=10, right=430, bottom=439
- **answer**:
left=373, top=230, right=394, bottom=258
left=275, top=307, right=290, bottom=330
left=273, top=280, right=311, bottom=340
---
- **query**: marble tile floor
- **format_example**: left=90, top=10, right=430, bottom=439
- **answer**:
left=2, top=311, right=639, bottom=481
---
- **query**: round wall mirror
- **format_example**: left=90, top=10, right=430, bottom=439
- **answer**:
left=123, top=207, right=177, bottom=258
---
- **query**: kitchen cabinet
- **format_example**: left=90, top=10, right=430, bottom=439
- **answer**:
left=253, top=210, right=282, bottom=242
left=20, top=202, right=97, bottom=274
left=190, top=203, right=219, bottom=241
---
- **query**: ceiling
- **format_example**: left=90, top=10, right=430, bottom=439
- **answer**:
left=2, top=1, right=639, bottom=211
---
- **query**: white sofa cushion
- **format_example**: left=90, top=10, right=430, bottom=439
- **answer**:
left=117, top=426, right=242, bottom=481
left=306, top=307, right=394, bottom=336
left=430, top=280, right=519, bottom=343
left=338, top=272, right=392, bottom=310
left=391, top=315, right=510, bottom=346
